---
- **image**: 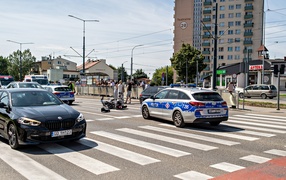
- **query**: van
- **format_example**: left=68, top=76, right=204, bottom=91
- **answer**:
left=237, top=84, right=277, bottom=99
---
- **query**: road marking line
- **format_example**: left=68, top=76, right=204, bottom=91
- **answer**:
left=39, top=143, right=119, bottom=175
left=0, top=143, right=66, bottom=180
left=210, top=162, right=245, bottom=172
left=90, top=131, right=190, bottom=157
left=117, top=128, right=218, bottom=151
left=86, top=119, right=95, bottom=122
left=218, top=126, right=275, bottom=137
left=139, top=125, right=240, bottom=146
left=240, top=155, right=271, bottom=164
left=174, top=171, right=213, bottom=180
left=246, top=114, right=286, bottom=120
left=231, top=117, right=286, bottom=126
left=228, top=118, right=286, bottom=130
left=79, top=138, right=160, bottom=165
left=264, top=149, right=286, bottom=156
left=224, top=123, right=286, bottom=133
left=96, top=118, right=114, bottom=121
left=159, top=124, right=259, bottom=141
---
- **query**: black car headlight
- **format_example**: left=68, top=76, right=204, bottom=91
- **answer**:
left=76, top=113, right=85, bottom=122
left=18, top=117, right=41, bottom=126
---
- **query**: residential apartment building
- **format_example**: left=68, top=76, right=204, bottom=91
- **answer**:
left=173, top=0, right=264, bottom=79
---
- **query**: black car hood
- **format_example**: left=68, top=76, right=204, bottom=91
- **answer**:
left=13, top=104, right=79, bottom=121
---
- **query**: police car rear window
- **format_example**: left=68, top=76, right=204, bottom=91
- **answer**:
left=192, top=92, right=223, bottom=101
left=55, top=87, right=71, bottom=91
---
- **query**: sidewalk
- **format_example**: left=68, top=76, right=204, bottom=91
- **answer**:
left=212, top=156, right=286, bottom=180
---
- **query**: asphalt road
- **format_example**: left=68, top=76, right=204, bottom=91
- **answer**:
left=0, top=97, right=285, bottom=180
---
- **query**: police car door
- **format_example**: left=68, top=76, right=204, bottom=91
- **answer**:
left=161, top=90, right=179, bottom=119
left=149, top=90, right=168, bottom=117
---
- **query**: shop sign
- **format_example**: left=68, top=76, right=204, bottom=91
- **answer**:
left=249, top=65, right=263, bottom=70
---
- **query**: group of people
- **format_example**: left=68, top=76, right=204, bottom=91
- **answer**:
left=113, top=80, right=133, bottom=104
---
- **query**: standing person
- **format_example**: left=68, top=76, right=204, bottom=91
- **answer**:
left=227, top=81, right=235, bottom=95
left=140, top=81, right=145, bottom=90
left=113, top=82, right=118, bottom=100
left=68, top=81, right=75, bottom=93
left=118, top=80, right=125, bottom=100
left=125, top=80, right=132, bottom=104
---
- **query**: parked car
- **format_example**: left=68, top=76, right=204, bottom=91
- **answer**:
left=44, top=85, right=75, bottom=105
left=236, top=84, right=277, bottom=99
left=139, top=86, right=168, bottom=104
left=6, top=82, right=44, bottom=89
left=141, top=87, right=228, bottom=127
left=0, top=88, right=86, bottom=149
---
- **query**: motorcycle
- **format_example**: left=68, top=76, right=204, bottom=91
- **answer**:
left=100, top=95, right=127, bottom=112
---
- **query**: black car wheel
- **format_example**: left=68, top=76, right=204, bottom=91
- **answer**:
left=8, top=124, right=19, bottom=149
left=173, top=110, right=185, bottom=128
left=142, top=105, right=150, bottom=119
left=68, top=100, right=73, bottom=105
left=209, top=121, right=221, bottom=126
left=261, top=93, right=267, bottom=99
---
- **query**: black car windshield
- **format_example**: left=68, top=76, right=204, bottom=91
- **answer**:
left=192, top=92, right=223, bottom=101
left=11, top=91, right=63, bottom=107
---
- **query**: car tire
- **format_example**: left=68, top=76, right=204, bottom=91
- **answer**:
left=173, top=110, right=185, bottom=128
left=269, top=97, right=274, bottom=99
left=239, top=93, right=244, bottom=98
left=8, top=123, right=19, bottom=149
left=142, top=105, right=151, bottom=119
left=68, top=100, right=73, bottom=105
left=209, top=121, right=221, bottom=126
left=261, top=94, right=267, bottom=99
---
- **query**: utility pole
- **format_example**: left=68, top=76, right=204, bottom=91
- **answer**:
left=212, top=2, right=218, bottom=90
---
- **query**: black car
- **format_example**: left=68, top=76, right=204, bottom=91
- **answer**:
left=139, top=86, right=168, bottom=104
left=0, top=88, right=86, bottom=149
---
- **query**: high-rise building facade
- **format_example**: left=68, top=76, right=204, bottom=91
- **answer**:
left=173, top=0, right=264, bottom=78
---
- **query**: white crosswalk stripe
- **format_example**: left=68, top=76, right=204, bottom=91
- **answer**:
left=39, top=143, right=120, bottom=175
left=264, top=149, right=286, bottom=156
left=79, top=138, right=160, bottom=165
left=217, top=126, right=275, bottom=137
left=244, top=114, right=286, bottom=121
left=240, top=155, right=271, bottom=164
left=117, top=128, right=218, bottom=151
left=227, top=118, right=286, bottom=130
left=90, top=131, right=191, bottom=157
left=174, top=171, right=213, bottom=180
left=224, top=123, right=286, bottom=134
left=0, top=143, right=66, bottom=180
left=231, top=116, right=286, bottom=126
left=210, top=162, right=245, bottom=172
left=138, top=125, right=240, bottom=146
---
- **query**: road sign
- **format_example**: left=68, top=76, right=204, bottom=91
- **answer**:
left=232, top=73, right=237, bottom=78
left=217, top=69, right=226, bottom=75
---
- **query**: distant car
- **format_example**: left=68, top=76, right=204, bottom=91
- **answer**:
left=0, top=88, right=86, bottom=149
left=141, top=87, right=228, bottom=127
left=6, top=82, right=44, bottom=89
left=44, top=85, right=75, bottom=105
left=236, top=84, right=277, bottom=99
left=139, top=86, right=168, bottom=104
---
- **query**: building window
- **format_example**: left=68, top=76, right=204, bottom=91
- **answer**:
left=219, top=22, right=225, bottom=27
left=228, top=30, right=234, bottom=35
left=235, top=55, right=240, bottom=60
left=228, top=38, right=234, bottom=43
left=57, top=61, right=61, bottom=64
left=228, top=47, right=233, bottom=51
left=48, top=62, right=51, bottom=64
left=235, top=46, right=240, bottom=51
left=220, top=6, right=225, bottom=10
left=235, top=38, right=240, bottom=42
left=236, top=13, right=241, bottom=18
left=228, top=21, right=234, bottom=26
left=66, top=62, right=70, bottom=65
left=219, top=39, right=224, bottom=44
left=235, top=21, right=241, bottom=26
left=219, top=47, right=224, bottom=52
left=235, top=29, right=241, bottom=34
left=236, top=4, right=241, bottom=9
left=229, top=5, right=234, bottom=10
left=219, top=14, right=225, bottom=19
left=227, top=55, right=233, bottom=60
left=220, top=0, right=225, bottom=2
left=218, top=56, right=224, bottom=60
left=219, top=30, right=225, bottom=35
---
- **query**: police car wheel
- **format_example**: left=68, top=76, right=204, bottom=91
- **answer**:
left=209, top=121, right=221, bottom=126
left=142, top=106, right=150, bottom=119
left=173, top=111, right=185, bottom=128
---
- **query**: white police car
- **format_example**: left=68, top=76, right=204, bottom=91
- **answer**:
left=44, top=85, right=75, bottom=105
left=141, top=87, right=228, bottom=127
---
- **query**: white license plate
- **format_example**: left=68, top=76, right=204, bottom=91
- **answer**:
left=51, top=129, right=72, bottom=137
left=208, top=109, right=221, bottom=114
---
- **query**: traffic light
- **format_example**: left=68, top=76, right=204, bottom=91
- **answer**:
left=273, top=64, right=279, bottom=75
left=280, top=64, right=285, bottom=74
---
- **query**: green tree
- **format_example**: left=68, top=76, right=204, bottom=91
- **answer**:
left=152, top=66, right=173, bottom=86
left=7, top=49, right=36, bottom=81
left=170, top=43, right=206, bottom=83
left=0, top=56, right=9, bottom=75
left=132, top=69, right=148, bottom=80
left=117, top=66, right=128, bottom=82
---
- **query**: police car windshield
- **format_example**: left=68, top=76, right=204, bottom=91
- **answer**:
left=192, top=92, right=223, bottom=101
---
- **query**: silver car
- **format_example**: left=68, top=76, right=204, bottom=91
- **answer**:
left=141, top=87, right=228, bottom=127
left=237, top=84, right=277, bottom=99
left=6, top=82, right=44, bottom=89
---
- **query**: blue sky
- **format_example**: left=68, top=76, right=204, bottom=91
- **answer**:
left=1, top=0, right=286, bottom=77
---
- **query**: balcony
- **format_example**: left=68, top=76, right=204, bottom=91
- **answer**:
left=244, top=14, right=253, bottom=19
left=245, top=5, right=254, bottom=11
left=203, top=59, right=210, bottom=63
left=244, top=32, right=253, bottom=36
left=202, top=51, right=211, bottom=55
left=203, top=9, right=211, bottom=14
left=202, top=42, right=211, bottom=46
left=243, top=49, right=253, bottom=53
left=202, top=34, right=211, bottom=38
left=203, top=18, right=211, bottom=22
left=203, top=26, right=211, bottom=31
left=245, top=0, right=253, bottom=2
left=243, top=40, right=253, bottom=45
left=204, top=1, right=212, bottom=6
left=244, top=23, right=253, bottom=28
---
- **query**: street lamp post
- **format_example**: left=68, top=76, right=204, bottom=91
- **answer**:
left=121, top=61, right=128, bottom=82
left=68, top=15, right=99, bottom=75
left=7, top=40, right=33, bottom=80
left=131, top=45, right=143, bottom=81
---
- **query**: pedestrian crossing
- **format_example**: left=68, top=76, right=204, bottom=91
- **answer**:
left=0, top=113, right=286, bottom=179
